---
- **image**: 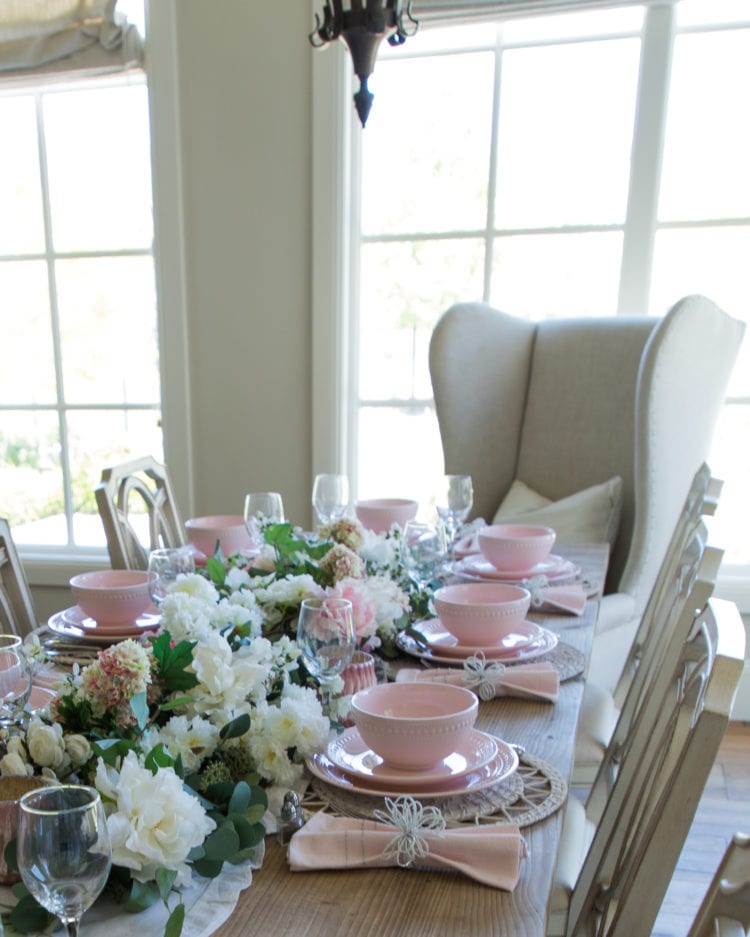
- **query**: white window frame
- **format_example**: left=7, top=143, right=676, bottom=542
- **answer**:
left=20, top=0, right=194, bottom=587
left=310, top=1, right=750, bottom=612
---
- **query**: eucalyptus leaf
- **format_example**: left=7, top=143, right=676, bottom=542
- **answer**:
left=165, top=902, right=186, bottom=937
left=191, top=856, right=223, bottom=878
left=125, top=879, right=160, bottom=913
left=9, top=894, right=51, bottom=933
left=4, top=836, right=17, bottom=872
left=130, top=690, right=149, bottom=730
left=219, top=713, right=251, bottom=741
left=227, top=781, right=250, bottom=815
left=244, top=803, right=267, bottom=824
left=155, top=867, right=178, bottom=903
left=202, top=824, right=240, bottom=861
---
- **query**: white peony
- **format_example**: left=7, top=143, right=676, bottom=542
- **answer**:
left=0, top=752, right=31, bottom=776
left=26, top=720, right=67, bottom=770
left=150, top=715, right=220, bottom=774
left=95, top=751, right=215, bottom=888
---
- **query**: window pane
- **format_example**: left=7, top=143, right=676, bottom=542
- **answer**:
left=503, top=7, right=643, bottom=44
left=382, top=22, right=496, bottom=56
left=359, top=239, right=485, bottom=401
left=0, top=97, right=44, bottom=255
left=56, top=256, right=159, bottom=404
left=490, top=232, right=622, bottom=318
left=708, top=404, right=750, bottom=566
left=659, top=29, right=750, bottom=221
left=650, top=226, right=750, bottom=397
left=358, top=406, right=443, bottom=507
left=361, top=52, right=495, bottom=235
left=0, top=261, right=56, bottom=404
left=677, top=0, right=750, bottom=27
left=495, top=39, right=639, bottom=229
left=0, top=412, right=65, bottom=545
left=44, top=84, right=153, bottom=251
left=67, top=409, right=164, bottom=547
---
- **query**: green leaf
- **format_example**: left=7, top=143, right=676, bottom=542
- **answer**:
left=227, top=781, right=250, bottom=815
left=203, top=824, right=240, bottom=862
left=205, top=556, right=227, bottom=586
left=228, top=815, right=265, bottom=849
left=165, top=902, right=186, bottom=937
left=191, top=856, right=223, bottom=878
left=9, top=893, right=52, bottom=933
left=219, top=713, right=251, bottom=741
left=244, top=803, right=267, bottom=824
left=205, top=780, right=235, bottom=804
left=155, top=867, right=178, bottom=903
left=4, top=836, right=17, bottom=873
left=159, top=696, right=194, bottom=712
left=130, top=690, right=149, bottom=730
left=145, top=743, right=177, bottom=773
left=125, top=879, right=160, bottom=913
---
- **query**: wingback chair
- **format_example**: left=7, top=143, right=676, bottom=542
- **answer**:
left=429, top=294, right=745, bottom=689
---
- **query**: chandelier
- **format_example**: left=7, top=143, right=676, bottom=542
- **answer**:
left=309, top=1, right=419, bottom=128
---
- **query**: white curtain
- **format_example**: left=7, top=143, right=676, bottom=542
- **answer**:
left=0, top=0, right=143, bottom=83
left=411, top=0, right=673, bottom=24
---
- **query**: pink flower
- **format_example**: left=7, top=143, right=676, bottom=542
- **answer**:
left=326, top=579, right=377, bottom=645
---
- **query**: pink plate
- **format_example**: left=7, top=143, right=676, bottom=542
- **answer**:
left=396, top=625, right=558, bottom=666
left=327, top=727, right=498, bottom=786
left=306, top=738, right=518, bottom=799
left=48, top=607, right=160, bottom=644
left=456, top=553, right=580, bottom=584
left=417, top=618, right=544, bottom=658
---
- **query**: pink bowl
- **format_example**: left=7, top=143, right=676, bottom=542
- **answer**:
left=478, top=523, right=556, bottom=572
left=355, top=498, right=418, bottom=533
left=433, top=582, right=531, bottom=646
left=70, top=569, right=151, bottom=626
left=185, top=515, right=254, bottom=557
left=351, top=682, right=478, bottom=770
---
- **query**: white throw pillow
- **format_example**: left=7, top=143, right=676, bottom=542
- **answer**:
left=492, top=476, right=623, bottom=547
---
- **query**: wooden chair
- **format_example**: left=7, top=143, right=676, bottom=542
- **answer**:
left=573, top=462, right=721, bottom=784
left=549, top=597, right=746, bottom=937
left=687, top=833, right=750, bottom=937
left=95, top=456, right=186, bottom=570
left=0, top=519, right=39, bottom=637
left=429, top=295, right=744, bottom=691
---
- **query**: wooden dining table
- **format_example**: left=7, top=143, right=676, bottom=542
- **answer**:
left=214, top=542, right=609, bottom=937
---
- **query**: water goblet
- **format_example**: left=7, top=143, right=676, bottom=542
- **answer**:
left=296, top=597, right=356, bottom=691
left=312, top=473, right=349, bottom=528
left=436, top=474, right=474, bottom=560
left=17, top=784, right=112, bottom=937
left=243, top=492, right=285, bottom=550
left=147, top=546, right=195, bottom=608
left=0, top=634, right=32, bottom=729
left=402, top=520, right=447, bottom=589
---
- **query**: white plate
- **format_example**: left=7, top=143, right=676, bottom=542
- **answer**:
left=414, top=618, right=544, bottom=659
left=396, top=625, right=558, bottom=666
left=326, top=727, right=498, bottom=786
left=306, top=737, right=518, bottom=799
left=455, top=553, right=580, bottom=584
left=48, top=607, right=160, bottom=644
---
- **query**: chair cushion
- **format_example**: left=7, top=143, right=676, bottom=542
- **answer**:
left=550, top=797, right=596, bottom=915
left=492, top=476, right=623, bottom=548
left=574, top=682, right=619, bottom=769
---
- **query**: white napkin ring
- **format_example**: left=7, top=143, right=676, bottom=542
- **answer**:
left=463, top=652, right=506, bottom=701
left=372, top=796, right=446, bottom=867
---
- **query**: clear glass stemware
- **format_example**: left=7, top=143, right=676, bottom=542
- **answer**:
left=402, top=520, right=447, bottom=589
left=312, top=473, right=349, bottom=528
left=243, top=492, right=285, bottom=551
left=0, top=634, right=33, bottom=729
left=296, top=597, right=356, bottom=690
left=17, top=785, right=112, bottom=937
left=436, top=474, right=474, bottom=561
left=147, top=546, right=195, bottom=608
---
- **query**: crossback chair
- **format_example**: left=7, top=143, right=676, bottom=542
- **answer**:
left=0, top=519, right=38, bottom=637
left=687, top=832, right=750, bottom=937
left=95, top=456, right=186, bottom=570
left=550, top=597, right=746, bottom=937
left=573, top=462, right=721, bottom=784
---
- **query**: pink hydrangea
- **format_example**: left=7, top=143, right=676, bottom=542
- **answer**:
left=319, top=518, right=365, bottom=552
left=80, top=640, right=153, bottom=728
left=319, top=543, right=365, bottom=583
left=326, top=578, right=377, bottom=645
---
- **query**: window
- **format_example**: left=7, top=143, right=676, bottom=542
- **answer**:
left=0, top=1, right=161, bottom=558
left=345, top=0, right=749, bottom=574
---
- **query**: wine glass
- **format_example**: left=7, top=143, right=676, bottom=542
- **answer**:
left=436, top=474, right=474, bottom=560
left=402, top=521, right=447, bottom=589
left=17, top=785, right=112, bottom=937
left=0, top=634, right=32, bottom=729
left=296, top=597, right=355, bottom=690
left=243, top=492, right=285, bottom=550
left=312, top=473, right=349, bottom=527
left=147, top=546, right=195, bottom=608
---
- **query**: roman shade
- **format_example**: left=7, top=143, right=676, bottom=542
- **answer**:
left=412, top=0, right=674, bottom=24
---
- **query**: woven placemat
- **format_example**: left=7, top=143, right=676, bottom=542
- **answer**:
left=304, top=750, right=567, bottom=830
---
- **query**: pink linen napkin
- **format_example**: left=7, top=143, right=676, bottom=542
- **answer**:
left=526, top=580, right=586, bottom=615
left=288, top=804, right=526, bottom=890
left=395, top=658, right=559, bottom=703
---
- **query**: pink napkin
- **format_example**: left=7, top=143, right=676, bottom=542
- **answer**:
left=288, top=806, right=526, bottom=890
left=395, top=659, right=559, bottom=703
left=527, top=581, right=586, bottom=615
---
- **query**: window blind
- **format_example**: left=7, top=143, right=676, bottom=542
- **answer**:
left=411, top=0, right=674, bottom=24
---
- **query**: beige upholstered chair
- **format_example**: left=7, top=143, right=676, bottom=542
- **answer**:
left=549, top=597, right=746, bottom=937
left=0, top=519, right=38, bottom=637
left=687, top=832, right=750, bottom=937
left=573, top=463, right=721, bottom=783
left=429, top=294, right=745, bottom=690
left=95, top=456, right=186, bottom=570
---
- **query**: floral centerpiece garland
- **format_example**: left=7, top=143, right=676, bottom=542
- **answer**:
left=1, top=519, right=435, bottom=936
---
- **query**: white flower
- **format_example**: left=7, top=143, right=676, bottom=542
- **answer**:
left=159, top=591, right=214, bottom=642
left=0, top=753, right=31, bottom=776
left=170, top=573, right=219, bottom=605
left=188, top=632, right=268, bottom=717
left=151, top=715, right=220, bottom=774
left=64, top=734, right=91, bottom=767
left=95, top=751, right=215, bottom=888
left=26, top=720, right=66, bottom=769
left=358, top=530, right=400, bottom=570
